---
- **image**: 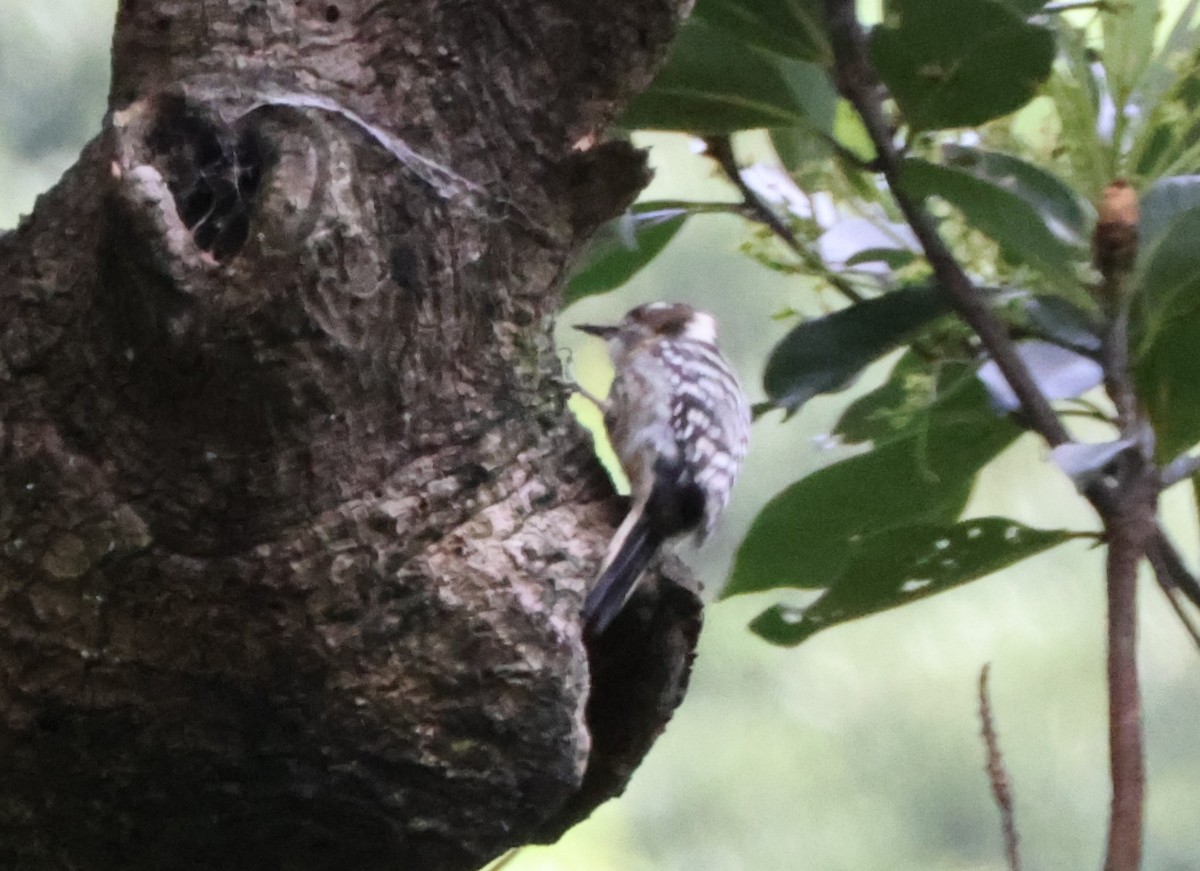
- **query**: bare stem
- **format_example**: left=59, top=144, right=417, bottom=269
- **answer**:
left=1103, top=475, right=1153, bottom=871
left=1095, top=269, right=1153, bottom=871
left=979, top=664, right=1022, bottom=871
left=1100, top=305, right=1138, bottom=434
left=704, top=135, right=867, bottom=305
left=1145, top=528, right=1200, bottom=639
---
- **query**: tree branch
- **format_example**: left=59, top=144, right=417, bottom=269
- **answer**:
left=1145, top=528, right=1200, bottom=644
left=1103, top=471, right=1153, bottom=871
left=822, top=4, right=1152, bottom=868
left=979, top=664, right=1022, bottom=871
left=1092, top=192, right=1152, bottom=871
left=822, top=0, right=1071, bottom=448
left=704, top=135, right=867, bottom=305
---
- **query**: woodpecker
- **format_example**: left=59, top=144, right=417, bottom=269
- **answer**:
left=575, top=302, right=751, bottom=635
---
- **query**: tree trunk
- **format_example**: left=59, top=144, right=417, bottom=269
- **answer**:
left=0, top=2, right=700, bottom=868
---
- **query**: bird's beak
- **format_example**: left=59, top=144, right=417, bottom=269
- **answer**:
left=575, top=323, right=618, bottom=339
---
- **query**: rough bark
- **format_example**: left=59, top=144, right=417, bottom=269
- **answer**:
left=0, top=2, right=700, bottom=869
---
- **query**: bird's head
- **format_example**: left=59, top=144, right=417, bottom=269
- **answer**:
left=575, top=301, right=718, bottom=352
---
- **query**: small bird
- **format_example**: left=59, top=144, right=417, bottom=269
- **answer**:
left=575, top=302, right=751, bottom=635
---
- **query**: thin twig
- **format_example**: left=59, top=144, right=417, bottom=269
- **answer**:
left=1057, top=408, right=1118, bottom=424
left=979, top=664, right=1022, bottom=871
left=1100, top=306, right=1138, bottom=435
left=1158, top=584, right=1200, bottom=652
left=703, top=135, right=867, bottom=305
left=1145, top=526, right=1200, bottom=615
left=1145, top=534, right=1200, bottom=651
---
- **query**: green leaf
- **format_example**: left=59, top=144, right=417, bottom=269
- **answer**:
left=1018, top=295, right=1102, bottom=355
left=749, top=518, right=1077, bottom=646
left=694, top=0, right=832, bottom=65
left=762, top=285, right=949, bottom=414
left=996, top=0, right=1048, bottom=13
left=770, top=101, right=877, bottom=179
left=1134, top=108, right=1200, bottom=181
left=769, top=126, right=829, bottom=169
left=621, top=19, right=836, bottom=134
left=1129, top=1, right=1200, bottom=172
left=1135, top=311, right=1200, bottom=463
left=727, top=376, right=1020, bottom=595
left=1101, top=1, right=1161, bottom=107
left=870, top=0, right=1055, bottom=130
left=1131, top=202, right=1200, bottom=461
left=832, top=99, right=876, bottom=164
left=564, top=205, right=688, bottom=306
left=1044, top=22, right=1109, bottom=195
left=900, top=157, right=1085, bottom=287
left=1139, top=175, right=1200, bottom=251
left=835, top=355, right=976, bottom=445
left=1131, top=205, right=1200, bottom=351
left=845, top=247, right=918, bottom=269
left=774, top=54, right=839, bottom=131
left=941, top=146, right=1094, bottom=248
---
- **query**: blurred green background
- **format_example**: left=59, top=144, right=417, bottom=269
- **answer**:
left=3, top=4, right=1197, bottom=869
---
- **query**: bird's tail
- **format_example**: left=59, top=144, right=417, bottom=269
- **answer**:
left=582, top=510, right=664, bottom=636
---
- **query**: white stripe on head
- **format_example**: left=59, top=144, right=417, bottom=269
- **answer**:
left=681, top=310, right=718, bottom=344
